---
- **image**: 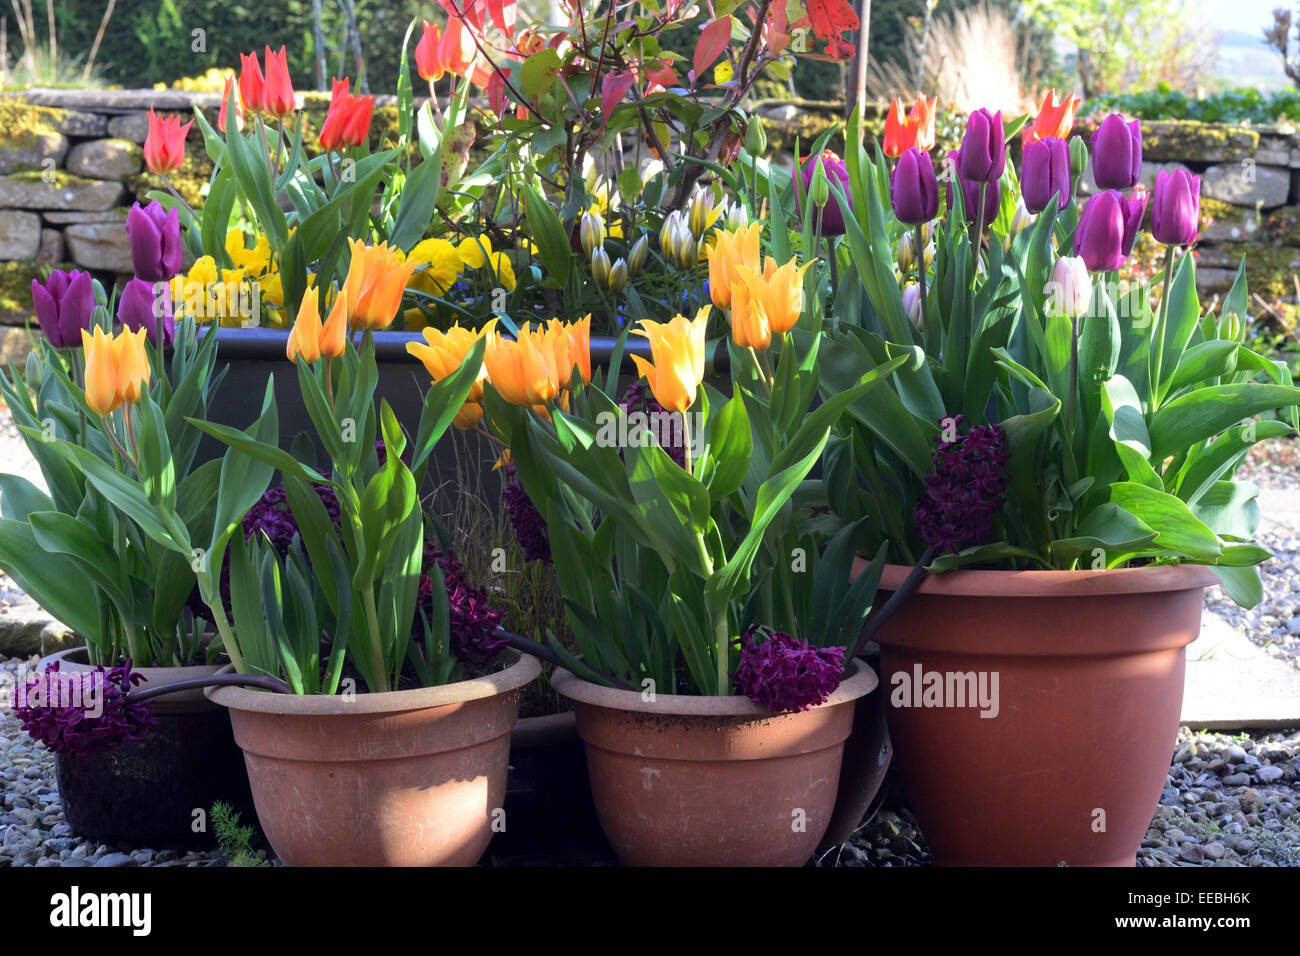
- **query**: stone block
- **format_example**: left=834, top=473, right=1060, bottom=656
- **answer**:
left=0, top=130, right=68, bottom=175
left=0, top=173, right=123, bottom=211
left=35, top=228, right=63, bottom=267
left=1201, top=163, right=1290, bottom=208
left=65, top=138, right=141, bottom=181
left=64, top=220, right=132, bottom=272
left=0, top=210, right=41, bottom=259
left=106, top=112, right=150, bottom=144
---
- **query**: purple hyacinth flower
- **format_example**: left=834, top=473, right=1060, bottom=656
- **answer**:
left=732, top=626, right=846, bottom=712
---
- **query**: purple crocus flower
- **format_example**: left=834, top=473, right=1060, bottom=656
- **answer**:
left=125, top=200, right=183, bottom=283
left=15, top=660, right=158, bottom=755
left=946, top=149, right=1001, bottom=226
left=1021, top=136, right=1072, bottom=214
left=31, top=269, right=95, bottom=348
left=1090, top=114, right=1142, bottom=191
left=1150, top=169, right=1201, bottom=247
left=732, top=626, right=845, bottom=712
left=913, top=416, right=1011, bottom=554
left=958, top=108, right=1006, bottom=185
left=891, top=147, right=939, bottom=225
left=117, top=277, right=174, bottom=348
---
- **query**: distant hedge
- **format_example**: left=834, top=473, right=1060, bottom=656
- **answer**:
left=1081, top=85, right=1300, bottom=124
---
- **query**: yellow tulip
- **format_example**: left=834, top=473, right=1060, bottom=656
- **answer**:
left=629, top=307, right=709, bottom=414
left=81, top=326, right=150, bottom=415
left=734, top=256, right=812, bottom=335
left=484, top=325, right=561, bottom=407
left=729, top=278, right=771, bottom=351
left=706, top=222, right=762, bottom=310
left=405, top=320, right=493, bottom=404
left=341, top=239, right=420, bottom=331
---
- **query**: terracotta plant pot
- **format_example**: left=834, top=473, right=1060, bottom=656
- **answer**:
left=817, top=649, right=894, bottom=847
left=552, top=660, right=879, bottom=866
left=40, top=647, right=253, bottom=845
left=206, top=650, right=541, bottom=866
left=865, top=561, right=1217, bottom=867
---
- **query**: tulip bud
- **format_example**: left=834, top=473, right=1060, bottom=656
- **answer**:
left=902, top=283, right=923, bottom=328
left=891, top=146, right=940, bottom=225
left=810, top=162, right=830, bottom=209
left=1150, top=168, right=1201, bottom=247
left=726, top=201, right=750, bottom=232
left=607, top=258, right=629, bottom=295
left=1074, top=190, right=1130, bottom=273
left=1220, top=311, right=1241, bottom=341
left=1090, top=113, right=1142, bottom=191
left=1021, top=136, right=1072, bottom=214
left=1047, top=256, right=1093, bottom=318
left=896, top=231, right=916, bottom=273
left=688, top=186, right=718, bottom=238
left=1005, top=200, right=1033, bottom=250
left=744, top=118, right=767, bottom=157
left=959, top=108, right=1006, bottom=185
left=923, top=241, right=936, bottom=271
left=627, top=235, right=649, bottom=276
left=591, top=247, right=612, bottom=289
left=580, top=211, right=605, bottom=260
left=1068, top=135, right=1089, bottom=182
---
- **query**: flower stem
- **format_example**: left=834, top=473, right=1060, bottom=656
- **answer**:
left=681, top=409, right=693, bottom=477
left=845, top=545, right=936, bottom=665
left=1150, top=245, right=1177, bottom=407
left=915, top=222, right=927, bottom=319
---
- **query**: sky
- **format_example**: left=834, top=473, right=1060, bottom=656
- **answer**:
left=1207, top=0, right=1294, bottom=90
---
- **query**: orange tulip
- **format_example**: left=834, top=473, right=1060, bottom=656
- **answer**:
left=406, top=321, right=494, bottom=429
left=219, top=75, right=244, bottom=132
left=143, top=110, right=193, bottom=175
left=415, top=20, right=447, bottom=82
left=340, top=240, right=420, bottom=331
left=261, top=45, right=296, bottom=118
left=81, top=326, right=150, bottom=415
left=883, top=92, right=937, bottom=157
left=238, top=51, right=265, bottom=113
left=319, top=77, right=374, bottom=151
left=1022, top=88, right=1083, bottom=146
left=542, top=315, right=591, bottom=386
left=286, top=286, right=349, bottom=364
left=415, top=16, right=477, bottom=84
left=729, top=278, right=771, bottom=351
left=484, top=325, right=562, bottom=407
left=630, top=307, right=709, bottom=414
left=706, top=222, right=762, bottom=310
left=734, top=256, right=812, bottom=335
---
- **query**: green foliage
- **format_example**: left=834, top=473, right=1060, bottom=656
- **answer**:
left=1082, top=85, right=1300, bottom=124
left=211, top=801, right=267, bottom=867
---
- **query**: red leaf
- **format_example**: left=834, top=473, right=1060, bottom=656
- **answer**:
left=488, top=0, right=517, bottom=37
left=488, top=70, right=508, bottom=117
left=600, top=70, right=637, bottom=130
left=694, top=16, right=733, bottom=83
left=803, top=0, right=858, bottom=45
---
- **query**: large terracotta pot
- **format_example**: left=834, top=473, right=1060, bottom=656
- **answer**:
left=40, top=647, right=253, bottom=845
left=206, top=650, right=541, bottom=866
left=866, top=561, right=1216, bottom=867
left=552, top=660, right=878, bottom=866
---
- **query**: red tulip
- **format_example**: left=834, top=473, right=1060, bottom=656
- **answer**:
left=261, top=45, right=296, bottom=118
left=143, top=110, right=192, bottom=175
left=219, top=75, right=244, bottom=132
left=415, top=20, right=447, bottom=81
left=319, top=78, right=374, bottom=152
left=238, top=51, right=265, bottom=113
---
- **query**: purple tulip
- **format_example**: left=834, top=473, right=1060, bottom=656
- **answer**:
left=1121, top=187, right=1149, bottom=256
left=958, top=108, right=1005, bottom=185
left=1021, top=136, right=1072, bottom=214
left=1074, top=190, right=1133, bottom=272
left=1150, top=169, right=1201, bottom=247
left=946, top=149, right=1001, bottom=225
left=1090, top=114, right=1142, bottom=191
left=117, top=277, right=174, bottom=348
left=31, top=269, right=95, bottom=348
left=796, top=150, right=852, bottom=235
left=891, top=147, right=939, bottom=225
left=125, top=201, right=183, bottom=283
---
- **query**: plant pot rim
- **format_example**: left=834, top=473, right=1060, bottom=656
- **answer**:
left=204, top=648, right=540, bottom=715
left=550, top=658, right=876, bottom=716
left=874, top=560, right=1219, bottom=597
left=41, top=646, right=223, bottom=680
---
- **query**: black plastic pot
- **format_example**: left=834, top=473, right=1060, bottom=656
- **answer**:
left=42, top=648, right=254, bottom=847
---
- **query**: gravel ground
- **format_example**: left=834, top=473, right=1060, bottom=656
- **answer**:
left=1206, top=527, right=1300, bottom=671
left=1239, top=435, right=1300, bottom=492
